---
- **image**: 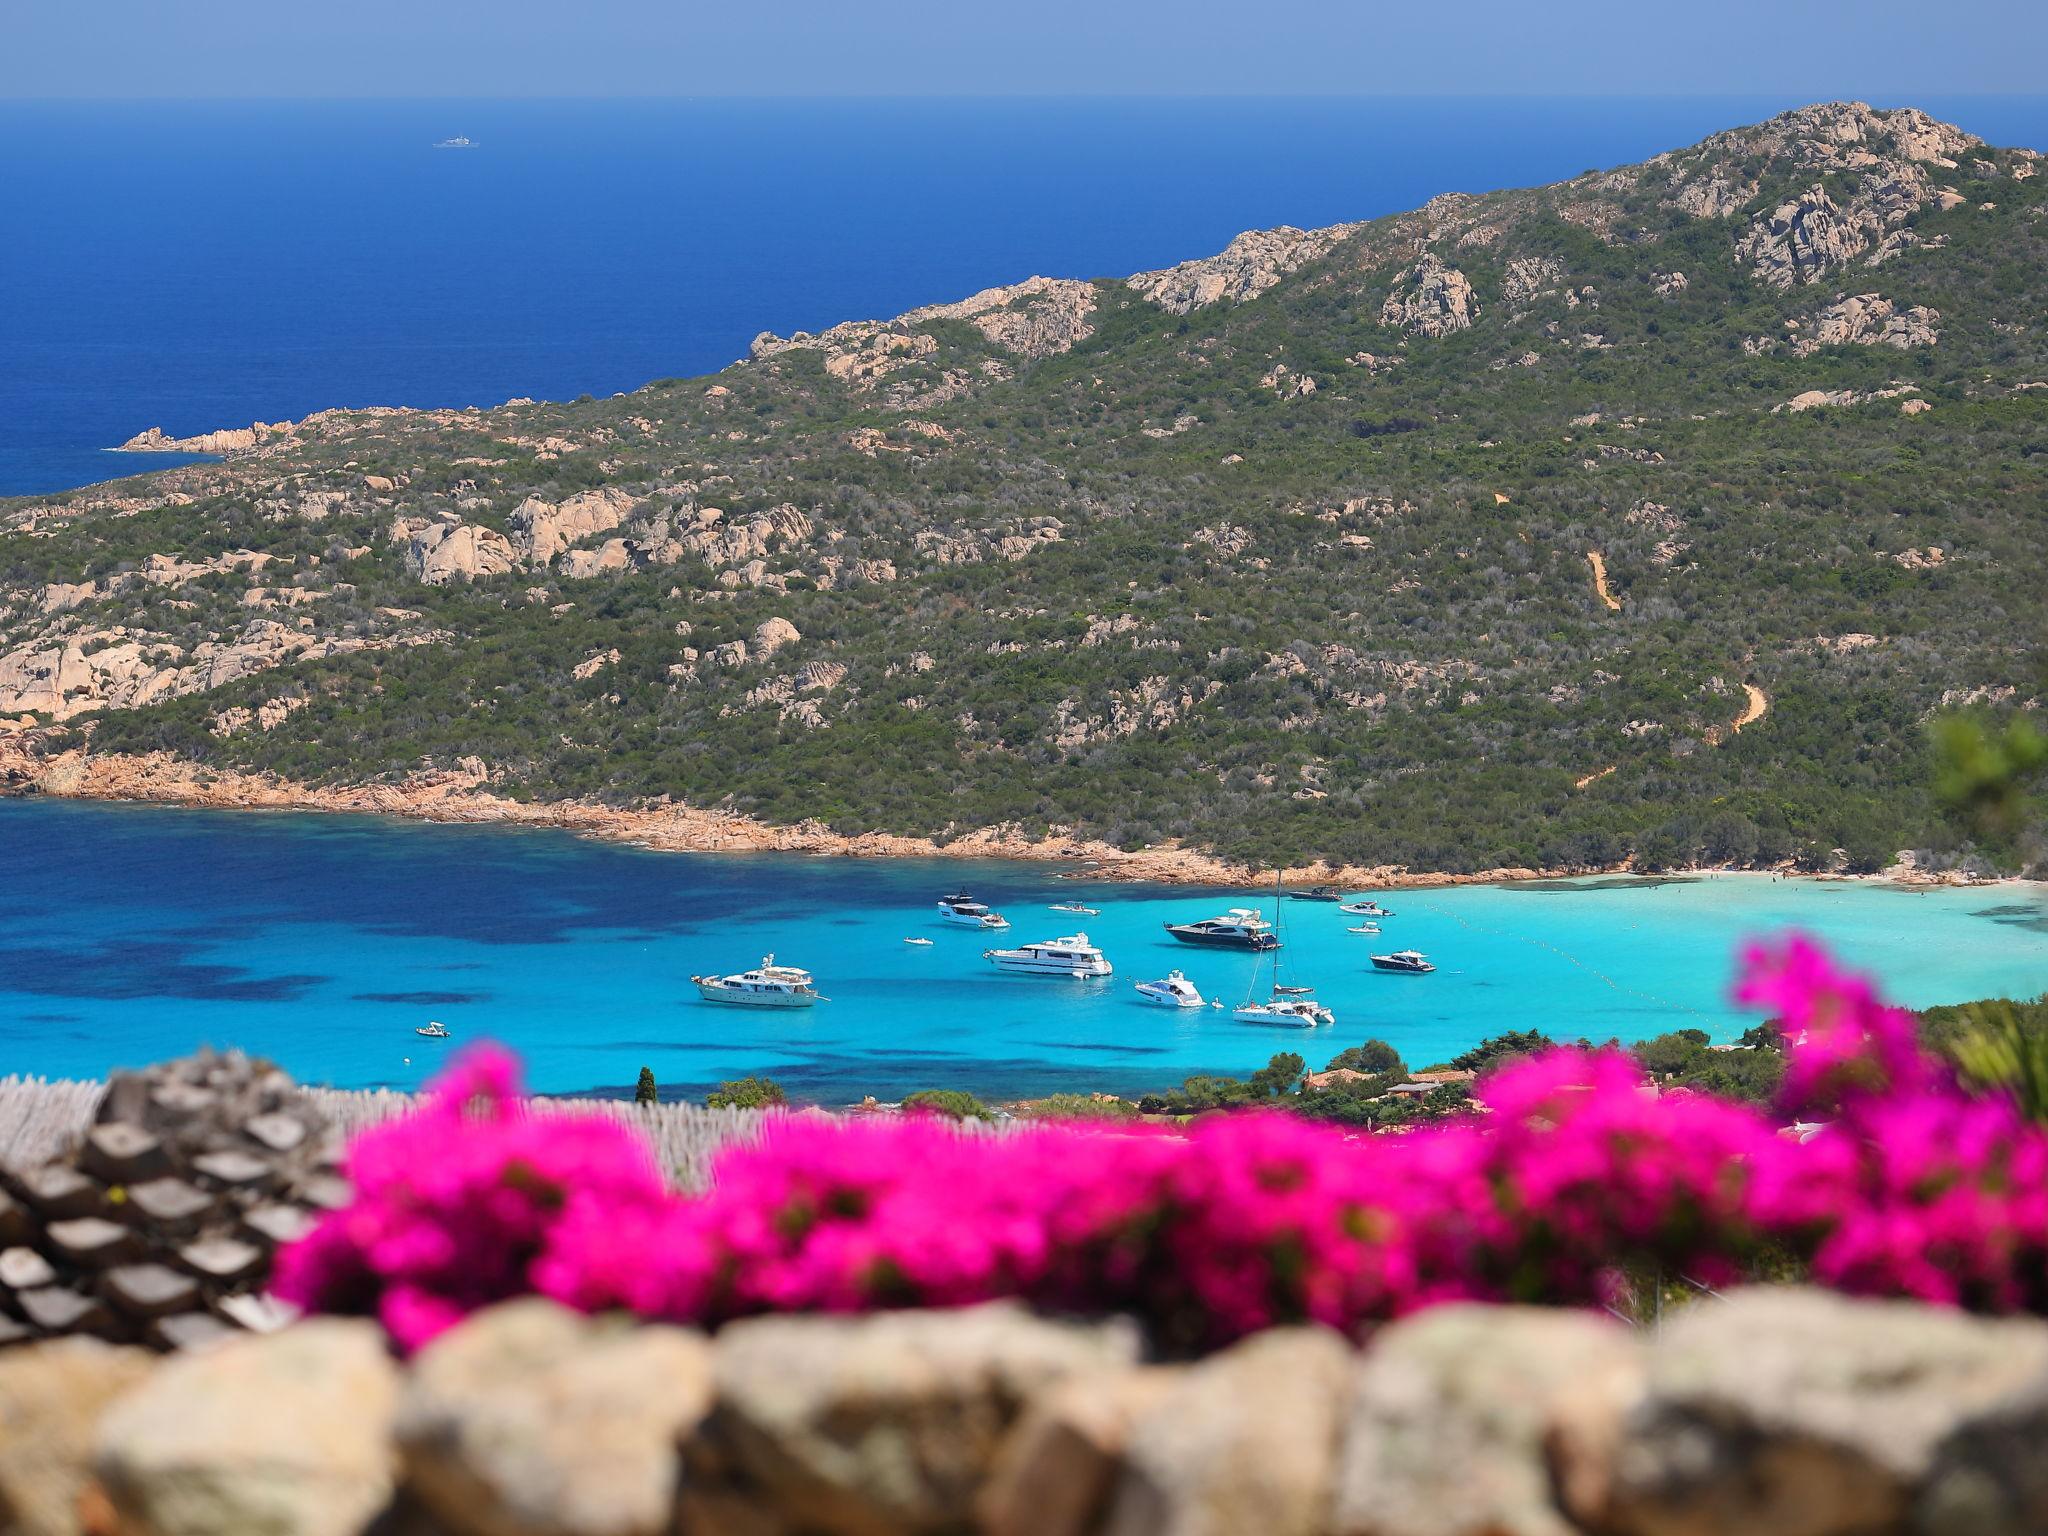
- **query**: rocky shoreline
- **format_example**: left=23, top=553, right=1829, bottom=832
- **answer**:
left=0, top=729, right=2019, bottom=894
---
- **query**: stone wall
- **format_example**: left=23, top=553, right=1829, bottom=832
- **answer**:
left=1, top=1287, right=2043, bottom=1536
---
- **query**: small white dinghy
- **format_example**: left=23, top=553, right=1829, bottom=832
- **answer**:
left=416, top=1021, right=451, bottom=1039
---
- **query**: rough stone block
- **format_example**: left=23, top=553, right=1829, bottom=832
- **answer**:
left=980, top=1365, right=1182, bottom=1536
left=1579, top=1288, right=2048, bottom=1536
left=400, top=1297, right=713, bottom=1536
left=93, top=1318, right=401, bottom=1536
left=1332, top=1304, right=1643, bottom=1536
left=706, top=1302, right=1140, bottom=1536
left=1105, top=1326, right=1353, bottom=1536
left=0, top=1338, right=155, bottom=1536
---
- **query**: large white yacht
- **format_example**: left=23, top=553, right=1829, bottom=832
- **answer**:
left=1135, top=969, right=1204, bottom=1008
left=985, top=932, right=1112, bottom=978
left=938, top=893, right=1010, bottom=930
left=692, top=955, right=825, bottom=1007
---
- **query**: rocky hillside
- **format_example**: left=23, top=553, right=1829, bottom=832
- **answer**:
left=3, top=103, right=2043, bottom=872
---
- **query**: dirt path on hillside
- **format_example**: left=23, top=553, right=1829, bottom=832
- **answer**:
left=1730, top=683, right=1769, bottom=734
left=1586, top=549, right=1622, bottom=611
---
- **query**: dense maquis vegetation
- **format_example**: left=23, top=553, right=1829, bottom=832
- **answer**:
left=5, top=104, right=2044, bottom=873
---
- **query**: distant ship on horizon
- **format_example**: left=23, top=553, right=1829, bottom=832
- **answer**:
left=432, top=136, right=478, bottom=150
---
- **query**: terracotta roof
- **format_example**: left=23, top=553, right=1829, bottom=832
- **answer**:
left=1303, top=1068, right=1375, bottom=1090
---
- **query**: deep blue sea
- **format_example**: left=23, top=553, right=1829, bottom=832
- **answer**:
left=0, top=802, right=2042, bottom=1101
left=4, top=96, right=2046, bottom=496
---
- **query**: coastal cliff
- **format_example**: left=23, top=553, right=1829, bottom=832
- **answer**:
left=2, top=102, right=2043, bottom=876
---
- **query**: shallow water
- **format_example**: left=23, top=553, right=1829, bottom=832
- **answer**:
left=0, top=801, right=2042, bottom=1102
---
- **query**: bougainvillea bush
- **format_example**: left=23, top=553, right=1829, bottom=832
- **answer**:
left=276, top=937, right=2048, bottom=1353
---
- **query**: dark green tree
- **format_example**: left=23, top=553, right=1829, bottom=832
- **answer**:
left=635, top=1065, right=658, bottom=1107
left=705, top=1076, right=787, bottom=1110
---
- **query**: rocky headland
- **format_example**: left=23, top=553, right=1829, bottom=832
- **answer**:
left=3, top=102, right=2042, bottom=879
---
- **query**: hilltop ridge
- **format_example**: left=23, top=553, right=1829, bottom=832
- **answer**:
left=2, top=102, right=2042, bottom=875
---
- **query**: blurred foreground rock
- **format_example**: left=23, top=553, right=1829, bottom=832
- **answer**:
left=0, top=1286, right=2042, bottom=1535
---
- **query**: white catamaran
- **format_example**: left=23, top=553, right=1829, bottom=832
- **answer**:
left=1233, top=880, right=1336, bottom=1028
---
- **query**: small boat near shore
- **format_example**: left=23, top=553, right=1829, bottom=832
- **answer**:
left=1135, top=970, right=1204, bottom=1008
left=1049, top=901, right=1101, bottom=917
left=693, top=955, right=826, bottom=1006
left=985, top=933, right=1112, bottom=978
left=1164, top=908, right=1279, bottom=950
left=1370, top=950, right=1436, bottom=974
left=904, top=937, right=933, bottom=946
left=1285, top=885, right=1349, bottom=902
left=415, top=1021, right=450, bottom=1039
left=1346, top=922, right=1382, bottom=935
left=1341, top=900, right=1394, bottom=917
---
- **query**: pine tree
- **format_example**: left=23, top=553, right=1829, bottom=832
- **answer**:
left=635, top=1066, right=658, bottom=1107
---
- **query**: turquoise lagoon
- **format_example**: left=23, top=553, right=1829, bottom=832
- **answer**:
left=0, top=800, right=2042, bottom=1102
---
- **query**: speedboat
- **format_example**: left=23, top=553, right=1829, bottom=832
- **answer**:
left=904, top=937, right=933, bottom=946
left=1164, top=908, right=1279, bottom=950
left=1341, top=900, right=1394, bottom=917
left=433, top=136, right=478, bottom=150
left=1135, top=969, right=1204, bottom=1008
left=1370, top=950, right=1436, bottom=974
left=1285, top=885, right=1348, bottom=902
left=1346, top=922, right=1382, bottom=935
left=1234, top=996, right=1335, bottom=1028
left=1049, top=901, right=1101, bottom=917
left=415, top=1021, right=451, bottom=1039
left=938, top=893, right=1010, bottom=930
left=985, top=933, right=1112, bottom=978
left=692, top=955, right=826, bottom=1007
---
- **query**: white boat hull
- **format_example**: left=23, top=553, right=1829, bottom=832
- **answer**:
left=987, top=955, right=1112, bottom=978
left=1136, top=985, right=1203, bottom=1007
left=694, top=981, right=817, bottom=1008
left=941, top=912, right=1008, bottom=929
left=1233, top=1003, right=1334, bottom=1028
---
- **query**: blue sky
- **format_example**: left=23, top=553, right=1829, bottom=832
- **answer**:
left=3, top=0, right=2043, bottom=98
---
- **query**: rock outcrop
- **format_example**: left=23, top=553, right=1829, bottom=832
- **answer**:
left=400, top=521, right=519, bottom=585
left=1792, top=292, right=1941, bottom=355
left=1381, top=256, right=1478, bottom=337
left=509, top=487, right=636, bottom=566
left=1127, top=224, right=1357, bottom=314
left=115, top=422, right=295, bottom=456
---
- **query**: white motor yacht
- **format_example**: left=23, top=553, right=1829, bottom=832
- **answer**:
left=692, top=955, right=826, bottom=1007
left=985, top=933, right=1112, bottom=978
left=1340, top=900, right=1395, bottom=917
left=938, top=893, right=1010, bottom=929
left=1135, top=969, right=1204, bottom=1008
